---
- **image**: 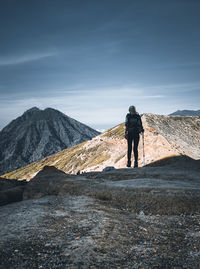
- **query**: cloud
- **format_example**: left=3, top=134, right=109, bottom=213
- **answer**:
left=139, top=82, right=200, bottom=94
left=136, top=95, right=165, bottom=99
left=0, top=82, right=199, bottom=131
left=0, top=51, right=57, bottom=66
left=0, top=85, right=166, bottom=130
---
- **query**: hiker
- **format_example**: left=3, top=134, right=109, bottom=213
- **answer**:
left=125, top=106, right=144, bottom=168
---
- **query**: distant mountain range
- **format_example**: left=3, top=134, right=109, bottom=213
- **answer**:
left=169, top=109, right=200, bottom=116
left=4, top=113, right=200, bottom=180
left=0, top=107, right=100, bottom=175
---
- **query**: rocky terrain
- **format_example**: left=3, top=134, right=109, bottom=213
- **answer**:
left=3, top=114, right=200, bottom=180
left=0, top=158, right=200, bottom=268
left=0, top=177, right=27, bottom=206
left=0, top=107, right=99, bottom=175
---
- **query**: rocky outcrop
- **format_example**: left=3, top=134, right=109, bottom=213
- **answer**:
left=11, top=157, right=199, bottom=215
left=0, top=177, right=26, bottom=191
left=143, top=114, right=200, bottom=161
left=0, top=107, right=100, bottom=175
left=0, top=177, right=27, bottom=205
left=0, top=186, right=25, bottom=206
left=146, top=155, right=200, bottom=169
left=23, top=166, right=78, bottom=200
left=0, top=158, right=200, bottom=267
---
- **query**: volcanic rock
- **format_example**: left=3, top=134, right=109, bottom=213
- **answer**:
left=19, top=156, right=200, bottom=215
left=0, top=177, right=27, bottom=205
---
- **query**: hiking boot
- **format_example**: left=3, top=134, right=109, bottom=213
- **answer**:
left=127, top=161, right=131, bottom=168
left=134, top=162, right=138, bottom=168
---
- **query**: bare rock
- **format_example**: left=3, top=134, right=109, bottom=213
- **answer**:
left=0, top=177, right=27, bottom=206
left=0, top=177, right=27, bottom=191
left=23, top=166, right=79, bottom=200
left=102, top=166, right=116, bottom=172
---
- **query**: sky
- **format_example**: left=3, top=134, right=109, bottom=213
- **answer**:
left=0, top=0, right=200, bottom=131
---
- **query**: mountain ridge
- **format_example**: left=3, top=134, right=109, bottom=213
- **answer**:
left=0, top=107, right=100, bottom=175
left=3, top=113, right=200, bottom=180
left=169, top=109, right=200, bottom=116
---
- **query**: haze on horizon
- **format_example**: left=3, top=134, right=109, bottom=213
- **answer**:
left=0, top=0, right=200, bottom=131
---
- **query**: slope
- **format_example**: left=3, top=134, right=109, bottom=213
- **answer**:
left=3, top=114, right=200, bottom=180
left=0, top=107, right=100, bottom=175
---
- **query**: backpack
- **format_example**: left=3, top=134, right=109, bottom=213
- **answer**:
left=126, top=113, right=142, bottom=133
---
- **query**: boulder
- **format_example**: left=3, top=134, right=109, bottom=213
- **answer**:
left=102, top=166, right=116, bottom=172
left=23, top=166, right=77, bottom=200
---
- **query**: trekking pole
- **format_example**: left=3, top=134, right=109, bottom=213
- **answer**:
left=142, top=132, right=145, bottom=166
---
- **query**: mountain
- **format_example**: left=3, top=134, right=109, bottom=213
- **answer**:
left=0, top=107, right=100, bottom=175
left=3, top=113, right=200, bottom=180
left=169, top=109, right=200, bottom=116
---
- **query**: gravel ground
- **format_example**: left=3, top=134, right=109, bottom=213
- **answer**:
left=0, top=195, right=200, bottom=269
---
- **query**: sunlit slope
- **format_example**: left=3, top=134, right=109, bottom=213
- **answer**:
left=3, top=114, right=200, bottom=180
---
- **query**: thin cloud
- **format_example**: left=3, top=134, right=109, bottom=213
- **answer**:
left=141, top=82, right=200, bottom=93
left=0, top=51, right=57, bottom=66
left=0, top=86, right=165, bottom=130
left=140, top=95, right=165, bottom=99
left=0, top=82, right=198, bottom=130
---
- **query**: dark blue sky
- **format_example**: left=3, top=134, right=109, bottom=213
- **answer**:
left=0, top=0, right=200, bottom=130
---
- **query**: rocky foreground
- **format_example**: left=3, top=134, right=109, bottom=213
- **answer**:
left=0, top=156, right=200, bottom=268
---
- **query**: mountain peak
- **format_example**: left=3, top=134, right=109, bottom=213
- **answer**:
left=43, top=107, right=62, bottom=115
left=44, top=107, right=57, bottom=112
left=169, top=109, right=200, bottom=116
left=24, top=107, right=41, bottom=115
left=0, top=107, right=100, bottom=175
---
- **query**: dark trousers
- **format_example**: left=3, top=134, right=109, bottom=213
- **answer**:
left=127, top=132, right=140, bottom=163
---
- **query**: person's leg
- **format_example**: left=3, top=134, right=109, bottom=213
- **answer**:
left=133, top=133, right=140, bottom=167
left=127, top=134, right=133, bottom=166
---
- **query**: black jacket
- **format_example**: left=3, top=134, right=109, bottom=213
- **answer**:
left=125, top=113, right=144, bottom=134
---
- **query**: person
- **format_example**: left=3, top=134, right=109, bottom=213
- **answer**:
left=125, top=106, right=144, bottom=168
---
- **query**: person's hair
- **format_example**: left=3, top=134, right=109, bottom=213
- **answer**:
left=129, top=106, right=136, bottom=114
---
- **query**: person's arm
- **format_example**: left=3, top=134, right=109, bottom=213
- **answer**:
left=125, top=114, right=129, bottom=130
left=138, top=115, right=144, bottom=133
left=125, top=114, right=129, bottom=138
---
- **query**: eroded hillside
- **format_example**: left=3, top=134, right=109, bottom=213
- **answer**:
left=0, top=107, right=100, bottom=175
